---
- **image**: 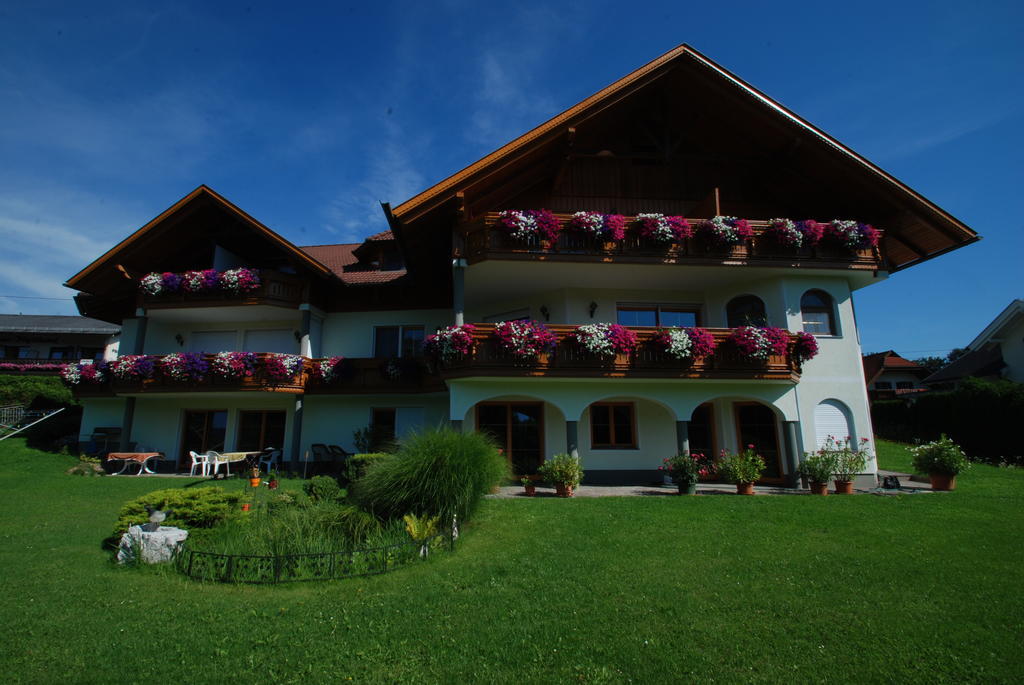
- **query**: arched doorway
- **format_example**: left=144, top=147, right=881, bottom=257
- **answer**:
left=733, top=402, right=783, bottom=482
left=476, top=402, right=545, bottom=476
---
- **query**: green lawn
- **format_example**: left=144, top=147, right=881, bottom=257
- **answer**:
left=1, top=438, right=1022, bottom=683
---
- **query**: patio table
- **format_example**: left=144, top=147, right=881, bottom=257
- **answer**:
left=106, top=452, right=164, bottom=476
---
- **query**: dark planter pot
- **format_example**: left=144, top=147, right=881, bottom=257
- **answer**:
left=809, top=481, right=829, bottom=496
left=929, top=473, right=957, bottom=491
left=524, top=485, right=536, bottom=497
left=268, top=480, right=279, bottom=490
left=677, top=482, right=698, bottom=495
left=554, top=483, right=574, bottom=498
left=736, top=482, right=755, bottom=496
left=834, top=480, right=854, bottom=495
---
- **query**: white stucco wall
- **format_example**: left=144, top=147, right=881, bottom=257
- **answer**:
left=303, top=394, right=448, bottom=454
left=143, top=318, right=302, bottom=355
left=78, top=397, right=126, bottom=443
left=999, top=317, right=1024, bottom=383
left=319, top=309, right=451, bottom=357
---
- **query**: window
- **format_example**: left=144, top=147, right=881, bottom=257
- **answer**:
left=875, top=381, right=892, bottom=390
left=80, top=347, right=105, bottom=361
left=617, top=305, right=700, bottom=327
left=896, top=381, right=913, bottom=390
left=590, top=403, right=636, bottom=449
left=483, top=309, right=531, bottom=323
left=49, top=346, right=75, bottom=359
left=801, top=290, right=836, bottom=335
left=237, top=411, right=286, bottom=452
left=726, top=296, right=767, bottom=327
left=371, top=408, right=397, bottom=448
left=373, top=326, right=424, bottom=358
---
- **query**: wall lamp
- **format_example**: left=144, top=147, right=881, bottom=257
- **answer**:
left=293, top=330, right=302, bottom=342
left=589, top=301, right=598, bottom=318
left=174, top=334, right=184, bottom=347
left=539, top=305, right=550, bottom=321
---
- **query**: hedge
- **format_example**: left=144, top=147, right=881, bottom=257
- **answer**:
left=0, top=375, right=75, bottom=408
left=871, top=377, right=1024, bottom=464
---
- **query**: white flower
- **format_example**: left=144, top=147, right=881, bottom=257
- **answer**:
left=661, top=328, right=693, bottom=360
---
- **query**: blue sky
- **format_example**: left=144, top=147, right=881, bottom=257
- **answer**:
left=1, top=1, right=1021, bottom=358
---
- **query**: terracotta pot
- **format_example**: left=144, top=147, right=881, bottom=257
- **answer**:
left=929, top=473, right=957, bottom=491
left=809, top=481, right=829, bottom=496
left=241, top=503, right=251, bottom=512
left=524, top=485, right=536, bottom=497
left=678, top=482, right=698, bottom=495
left=736, top=482, right=755, bottom=496
left=249, top=477, right=262, bottom=488
left=834, top=480, right=854, bottom=495
left=555, top=483, right=574, bottom=498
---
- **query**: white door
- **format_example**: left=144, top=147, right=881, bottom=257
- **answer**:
left=814, top=400, right=851, bottom=448
left=243, top=329, right=297, bottom=354
left=189, top=330, right=238, bottom=353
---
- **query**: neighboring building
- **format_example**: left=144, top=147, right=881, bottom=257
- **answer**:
left=924, top=299, right=1024, bottom=388
left=62, top=45, right=979, bottom=487
left=861, top=351, right=931, bottom=403
left=0, top=315, right=120, bottom=374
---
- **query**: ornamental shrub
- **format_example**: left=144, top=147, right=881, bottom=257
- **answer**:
left=717, top=446, right=766, bottom=484
left=351, top=426, right=507, bottom=523
left=537, top=452, right=584, bottom=488
left=910, top=435, right=970, bottom=476
left=111, top=486, right=245, bottom=539
left=0, top=375, right=75, bottom=407
left=303, top=475, right=345, bottom=503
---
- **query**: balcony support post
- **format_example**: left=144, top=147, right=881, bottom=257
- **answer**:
left=566, top=420, right=579, bottom=459
left=452, top=258, right=467, bottom=326
left=118, top=397, right=136, bottom=452
left=299, top=305, right=312, bottom=357
left=290, top=394, right=304, bottom=474
left=783, top=421, right=801, bottom=488
left=675, top=420, right=690, bottom=455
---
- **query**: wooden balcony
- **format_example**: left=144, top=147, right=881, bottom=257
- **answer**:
left=138, top=269, right=305, bottom=310
left=437, top=324, right=802, bottom=382
left=462, top=213, right=884, bottom=270
left=0, top=358, right=67, bottom=375
left=305, top=358, right=446, bottom=395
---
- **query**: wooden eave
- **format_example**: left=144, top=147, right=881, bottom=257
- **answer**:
left=391, top=43, right=978, bottom=272
left=64, top=185, right=336, bottom=294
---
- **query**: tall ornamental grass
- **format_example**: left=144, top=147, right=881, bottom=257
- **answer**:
left=352, top=427, right=507, bottom=523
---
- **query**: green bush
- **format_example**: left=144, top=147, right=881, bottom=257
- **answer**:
left=0, top=375, right=76, bottom=407
left=537, top=452, right=584, bottom=488
left=342, top=453, right=391, bottom=485
left=352, top=427, right=507, bottom=523
left=717, top=446, right=766, bottom=484
left=303, top=475, right=345, bottom=503
left=910, top=435, right=970, bottom=476
left=112, top=486, right=244, bottom=539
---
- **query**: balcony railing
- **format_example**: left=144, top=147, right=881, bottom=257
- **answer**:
left=435, top=324, right=803, bottom=382
left=0, top=359, right=68, bottom=375
left=462, top=213, right=884, bottom=270
left=138, top=269, right=304, bottom=310
left=305, top=358, right=445, bottom=395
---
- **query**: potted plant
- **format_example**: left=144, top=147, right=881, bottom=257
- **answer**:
left=537, top=453, right=584, bottom=497
left=910, top=435, right=969, bottom=491
left=520, top=476, right=536, bottom=497
left=797, top=452, right=836, bottom=495
left=717, top=445, right=766, bottom=495
left=248, top=466, right=262, bottom=489
left=659, top=452, right=711, bottom=494
left=826, top=436, right=869, bottom=494
left=267, top=470, right=280, bottom=490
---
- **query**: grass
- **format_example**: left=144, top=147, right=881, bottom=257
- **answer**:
left=1, top=437, right=1023, bottom=682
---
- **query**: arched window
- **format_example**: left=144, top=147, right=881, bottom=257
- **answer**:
left=726, top=295, right=767, bottom=328
left=801, top=290, right=836, bottom=335
left=814, top=399, right=852, bottom=449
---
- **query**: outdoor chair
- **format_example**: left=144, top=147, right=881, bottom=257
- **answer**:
left=207, top=450, right=231, bottom=477
left=258, top=448, right=280, bottom=474
left=188, top=450, right=210, bottom=477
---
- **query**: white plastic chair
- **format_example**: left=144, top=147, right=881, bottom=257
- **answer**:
left=258, top=448, right=280, bottom=474
left=207, top=450, right=231, bottom=477
left=188, top=450, right=209, bottom=477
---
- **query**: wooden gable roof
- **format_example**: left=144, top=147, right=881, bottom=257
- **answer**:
left=391, top=44, right=978, bottom=272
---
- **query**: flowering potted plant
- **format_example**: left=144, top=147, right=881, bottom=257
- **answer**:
left=520, top=476, right=536, bottom=497
left=312, top=356, right=347, bottom=383
left=424, top=324, right=477, bottom=362
left=696, top=216, right=754, bottom=248
left=717, top=445, right=766, bottom=495
left=824, top=220, right=880, bottom=251
left=139, top=272, right=184, bottom=296
left=797, top=451, right=837, bottom=495
left=495, top=209, right=562, bottom=244
left=820, top=436, right=869, bottom=494
left=160, top=352, right=208, bottom=382
left=537, top=452, right=584, bottom=497
left=659, top=452, right=712, bottom=494
left=267, top=470, right=280, bottom=490
left=210, top=351, right=257, bottom=380
left=634, top=214, right=692, bottom=244
left=492, top=320, right=557, bottom=362
left=219, top=267, right=262, bottom=293
left=727, top=326, right=790, bottom=362
left=568, top=323, right=638, bottom=359
left=182, top=269, right=221, bottom=293
left=791, top=332, right=820, bottom=364
left=60, top=360, right=108, bottom=386
left=910, top=435, right=969, bottom=491
left=248, top=466, right=262, bottom=489
left=565, top=211, right=627, bottom=243
left=650, top=326, right=716, bottom=361
left=264, top=353, right=304, bottom=383
left=108, top=355, right=156, bottom=382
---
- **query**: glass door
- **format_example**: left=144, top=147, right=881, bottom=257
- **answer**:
left=476, top=403, right=544, bottom=476
left=734, top=403, right=783, bottom=482
left=180, top=410, right=228, bottom=471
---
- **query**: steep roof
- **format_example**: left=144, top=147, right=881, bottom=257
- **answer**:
left=392, top=44, right=978, bottom=271
left=923, top=347, right=1006, bottom=385
left=863, top=350, right=930, bottom=385
left=967, top=299, right=1024, bottom=351
left=298, top=244, right=407, bottom=285
left=0, top=314, right=119, bottom=335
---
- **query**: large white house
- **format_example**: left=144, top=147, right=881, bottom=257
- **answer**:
left=63, top=45, right=978, bottom=487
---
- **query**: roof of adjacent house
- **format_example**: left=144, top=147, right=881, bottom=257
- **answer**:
left=862, top=351, right=930, bottom=385
left=0, top=315, right=120, bottom=335
left=966, top=299, right=1024, bottom=351
left=298, top=244, right=407, bottom=285
left=923, top=347, right=1006, bottom=385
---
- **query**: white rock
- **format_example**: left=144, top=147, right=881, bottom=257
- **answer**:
left=117, top=525, right=189, bottom=564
